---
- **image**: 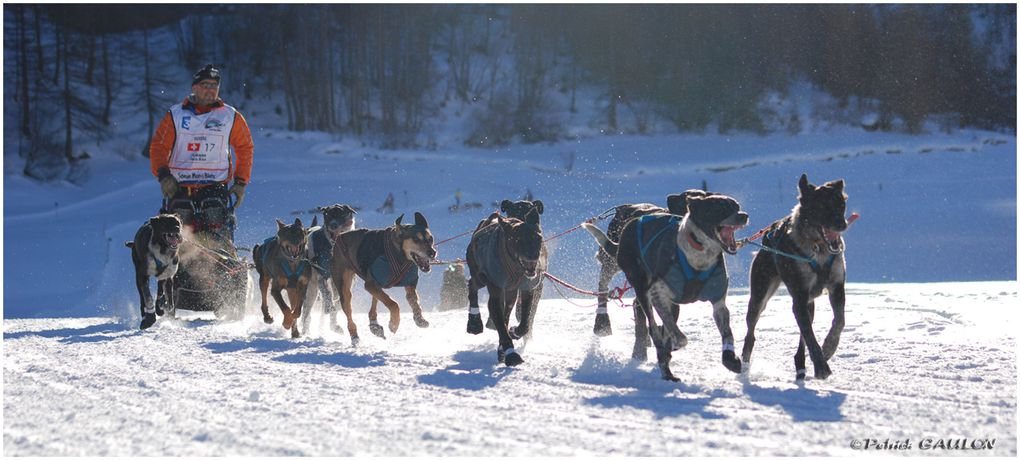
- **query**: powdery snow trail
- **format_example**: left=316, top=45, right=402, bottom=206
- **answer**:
left=3, top=282, right=1016, bottom=456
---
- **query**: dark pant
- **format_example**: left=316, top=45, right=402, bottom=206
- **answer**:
left=162, top=184, right=235, bottom=242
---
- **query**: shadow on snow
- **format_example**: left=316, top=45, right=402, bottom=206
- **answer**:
left=417, top=348, right=515, bottom=391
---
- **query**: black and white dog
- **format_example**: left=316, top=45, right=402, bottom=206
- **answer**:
left=591, top=190, right=717, bottom=336
left=126, top=214, right=183, bottom=330
left=302, top=204, right=357, bottom=336
left=584, top=194, right=748, bottom=381
left=742, top=174, right=849, bottom=381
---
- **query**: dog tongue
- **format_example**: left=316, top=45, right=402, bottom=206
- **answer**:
left=719, top=225, right=738, bottom=246
left=824, top=228, right=841, bottom=242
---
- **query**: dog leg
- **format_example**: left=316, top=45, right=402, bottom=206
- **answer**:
left=301, top=274, right=317, bottom=336
left=259, top=271, right=273, bottom=324
left=822, top=282, right=846, bottom=361
left=166, top=275, right=176, bottom=319
left=711, top=298, right=742, bottom=373
left=271, top=287, right=293, bottom=331
left=648, top=281, right=686, bottom=351
left=365, top=283, right=401, bottom=335
left=466, top=276, right=484, bottom=334
left=286, top=288, right=304, bottom=339
left=155, top=279, right=167, bottom=317
left=336, top=270, right=359, bottom=345
left=404, top=286, right=430, bottom=328
left=488, top=287, right=522, bottom=366
left=593, top=261, right=616, bottom=336
left=742, top=258, right=780, bottom=366
left=511, top=281, right=542, bottom=340
left=136, top=267, right=157, bottom=330
left=368, top=297, right=385, bottom=338
left=792, top=295, right=830, bottom=379
left=794, top=336, right=807, bottom=381
left=318, top=276, right=342, bottom=334
left=635, top=288, right=677, bottom=381
left=631, top=298, right=650, bottom=361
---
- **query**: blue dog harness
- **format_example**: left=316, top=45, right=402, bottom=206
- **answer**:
left=368, top=239, right=418, bottom=288
left=762, top=219, right=836, bottom=274
left=634, top=215, right=727, bottom=304
left=260, top=236, right=309, bottom=285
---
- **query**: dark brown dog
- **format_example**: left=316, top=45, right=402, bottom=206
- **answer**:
left=591, top=190, right=717, bottom=336
left=584, top=194, right=748, bottom=381
left=126, top=214, right=183, bottom=330
left=253, top=218, right=312, bottom=338
left=465, top=209, right=547, bottom=366
left=330, top=212, right=436, bottom=345
left=500, top=199, right=543, bottom=220
left=742, top=174, right=849, bottom=381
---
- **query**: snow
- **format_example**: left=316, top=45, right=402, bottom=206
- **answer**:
left=4, top=283, right=1015, bottom=455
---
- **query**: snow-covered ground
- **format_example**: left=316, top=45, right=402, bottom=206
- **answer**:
left=4, top=282, right=1015, bottom=456
left=4, top=126, right=1017, bottom=455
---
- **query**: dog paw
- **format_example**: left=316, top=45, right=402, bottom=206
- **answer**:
left=351, top=336, right=360, bottom=347
left=722, top=350, right=742, bottom=374
left=262, top=315, right=274, bottom=324
left=466, top=314, right=483, bottom=335
left=369, top=322, right=386, bottom=339
left=330, top=323, right=344, bottom=335
left=485, top=317, right=497, bottom=330
left=509, top=326, right=524, bottom=340
left=504, top=352, right=524, bottom=367
left=413, top=315, right=430, bottom=328
left=140, top=314, right=157, bottom=330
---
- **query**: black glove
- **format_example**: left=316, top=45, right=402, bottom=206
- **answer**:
left=229, top=179, right=246, bottom=208
left=157, top=167, right=178, bottom=200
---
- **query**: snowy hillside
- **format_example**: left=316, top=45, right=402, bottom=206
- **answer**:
left=4, top=282, right=1015, bottom=455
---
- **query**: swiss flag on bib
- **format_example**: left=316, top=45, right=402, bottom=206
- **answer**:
left=187, top=143, right=200, bottom=152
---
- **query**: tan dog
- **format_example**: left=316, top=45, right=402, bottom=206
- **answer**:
left=252, top=218, right=312, bottom=338
left=330, top=212, right=437, bottom=345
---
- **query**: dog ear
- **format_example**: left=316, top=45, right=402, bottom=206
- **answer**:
left=344, top=205, right=357, bottom=214
left=276, top=219, right=286, bottom=231
left=525, top=208, right=540, bottom=226
left=311, top=215, right=318, bottom=227
left=414, top=212, right=429, bottom=229
left=500, top=200, right=512, bottom=214
left=294, top=217, right=303, bottom=228
left=533, top=200, right=544, bottom=214
left=830, top=179, right=845, bottom=194
left=666, top=194, right=684, bottom=215
left=798, top=173, right=814, bottom=197
left=394, top=213, right=404, bottom=226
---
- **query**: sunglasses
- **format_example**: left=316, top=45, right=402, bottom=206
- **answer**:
left=196, top=81, right=219, bottom=89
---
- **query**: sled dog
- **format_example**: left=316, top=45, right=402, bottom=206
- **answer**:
left=127, top=214, right=183, bottom=330
left=253, top=218, right=313, bottom=338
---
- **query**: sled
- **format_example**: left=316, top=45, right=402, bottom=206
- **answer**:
left=164, top=196, right=249, bottom=320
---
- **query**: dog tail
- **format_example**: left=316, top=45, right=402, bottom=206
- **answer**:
left=582, top=223, right=618, bottom=256
left=252, top=243, right=263, bottom=273
left=124, top=241, right=135, bottom=249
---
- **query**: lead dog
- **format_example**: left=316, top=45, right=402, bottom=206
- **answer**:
left=330, top=212, right=436, bottom=345
left=591, top=190, right=717, bottom=336
left=465, top=208, right=547, bottom=366
left=741, top=174, right=849, bottom=381
left=253, top=218, right=313, bottom=338
left=302, top=204, right=357, bottom=336
left=126, top=214, right=183, bottom=330
left=584, top=194, right=747, bottom=381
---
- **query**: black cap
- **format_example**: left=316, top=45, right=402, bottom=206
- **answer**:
left=192, top=64, right=221, bottom=85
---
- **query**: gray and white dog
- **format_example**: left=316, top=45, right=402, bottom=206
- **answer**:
left=302, top=204, right=357, bottom=336
left=126, top=214, right=183, bottom=330
left=584, top=194, right=748, bottom=381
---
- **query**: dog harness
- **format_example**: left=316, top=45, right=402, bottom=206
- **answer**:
left=369, top=238, right=418, bottom=288
left=762, top=219, right=837, bottom=274
left=634, top=215, right=727, bottom=304
left=260, top=236, right=309, bottom=285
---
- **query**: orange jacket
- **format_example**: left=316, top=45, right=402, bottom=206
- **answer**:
left=149, top=98, right=254, bottom=186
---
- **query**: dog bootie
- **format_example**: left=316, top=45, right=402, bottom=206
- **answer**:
left=140, top=313, right=157, bottom=330
left=466, top=312, right=483, bottom=335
